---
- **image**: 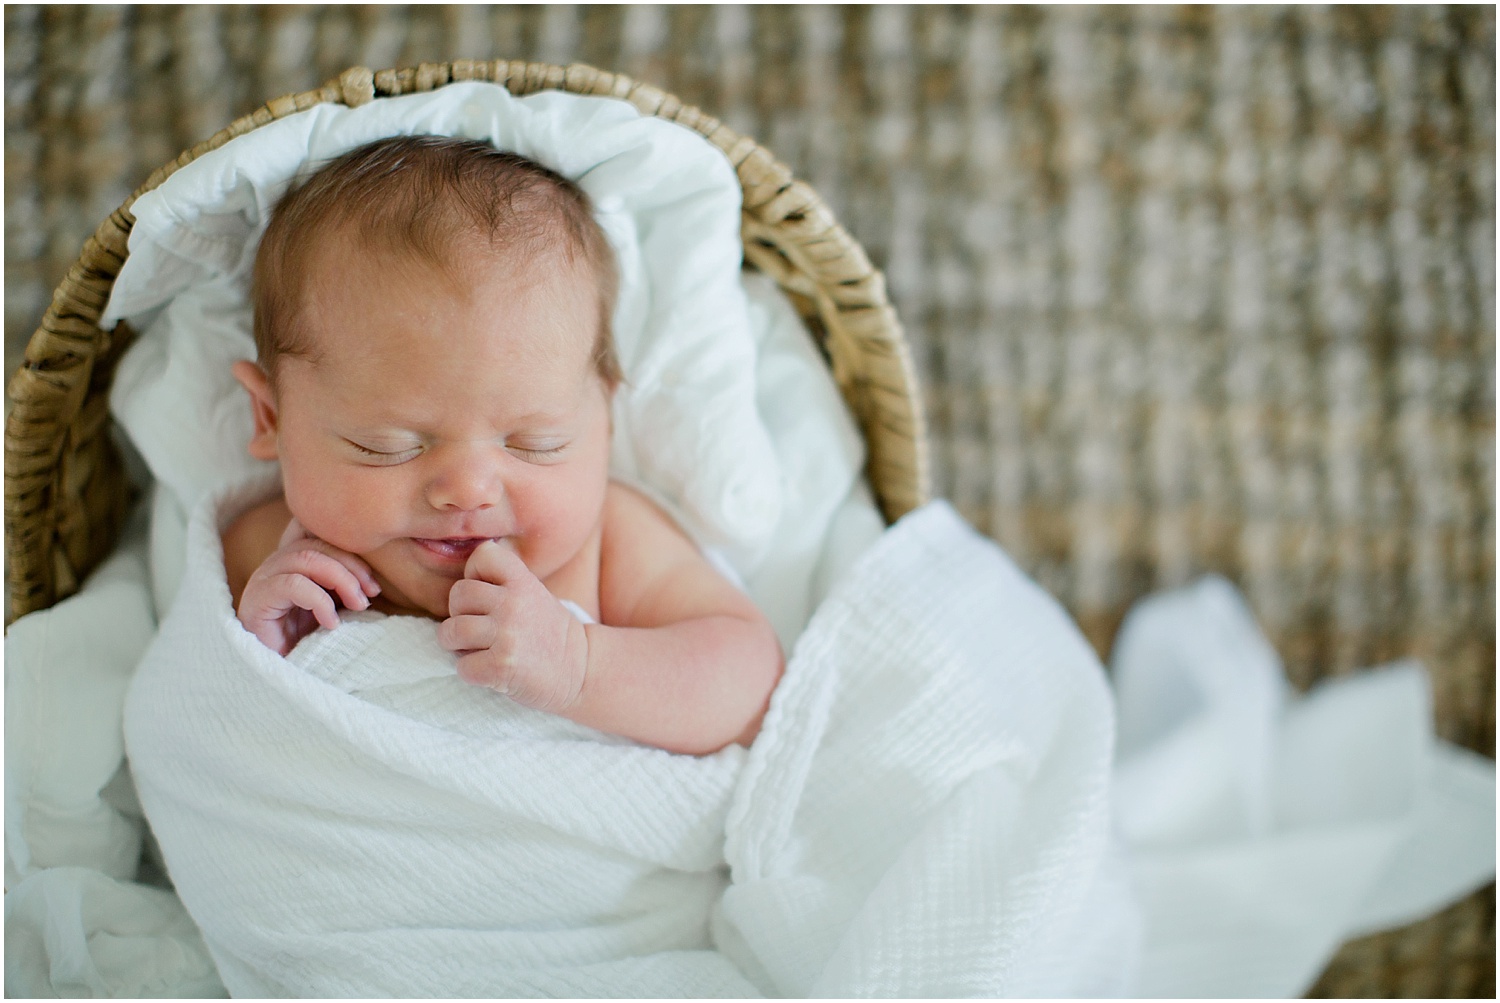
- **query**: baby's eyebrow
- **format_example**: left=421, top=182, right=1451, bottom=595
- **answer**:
left=338, top=399, right=585, bottom=437
left=341, top=428, right=425, bottom=444
left=507, top=402, right=583, bottom=426
left=512, top=412, right=575, bottom=427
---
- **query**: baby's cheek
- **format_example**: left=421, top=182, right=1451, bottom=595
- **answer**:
left=285, top=472, right=393, bottom=553
left=541, top=470, right=607, bottom=547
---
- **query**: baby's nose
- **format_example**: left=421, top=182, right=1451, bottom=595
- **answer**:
left=425, top=446, right=504, bottom=512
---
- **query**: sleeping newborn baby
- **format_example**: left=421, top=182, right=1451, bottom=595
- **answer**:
left=223, top=134, right=782, bottom=755
left=114, top=109, right=1146, bottom=999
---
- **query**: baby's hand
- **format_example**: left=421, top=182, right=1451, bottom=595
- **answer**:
left=438, top=541, right=589, bottom=713
left=237, top=518, right=381, bottom=656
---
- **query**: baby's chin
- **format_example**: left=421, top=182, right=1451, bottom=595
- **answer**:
left=367, top=593, right=446, bottom=621
left=365, top=571, right=455, bottom=622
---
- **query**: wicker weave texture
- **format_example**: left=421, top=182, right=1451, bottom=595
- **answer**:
left=4, top=6, right=1493, bottom=997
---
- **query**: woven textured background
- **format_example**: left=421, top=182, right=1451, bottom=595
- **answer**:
left=4, top=5, right=1493, bottom=996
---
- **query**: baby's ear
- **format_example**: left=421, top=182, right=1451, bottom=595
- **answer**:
left=231, top=360, right=280, bottom=462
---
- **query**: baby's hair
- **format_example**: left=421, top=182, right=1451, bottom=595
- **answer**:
left=253, top=134, right=622, bottom=389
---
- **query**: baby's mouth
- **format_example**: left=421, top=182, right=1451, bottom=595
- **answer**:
left=412, top=537, right=499, bottom=562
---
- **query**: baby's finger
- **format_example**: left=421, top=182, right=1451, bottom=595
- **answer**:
left=282, top=535, right=381, bottom=599
left=463, top=539, right=529, bottom=585
left=453, top=650, right=509, bottom=692
left=436, top=613, right=498, bottom=654
left=447, top=577, right=504, bottom=617
left=276, top=575, right=342, bottom=632
left=305, top=543, right=382, bottom=601
left=311, top=539, right=380, bottom=598
left=270, top=550, right=373, bottom=612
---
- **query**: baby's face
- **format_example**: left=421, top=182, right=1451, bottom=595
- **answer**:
left=245, top=238, right=613, bottom=618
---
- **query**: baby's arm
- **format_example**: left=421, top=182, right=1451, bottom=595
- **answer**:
left=440, top=486, right=783, bottom=755
left=224, top=498, right=381, bottom=656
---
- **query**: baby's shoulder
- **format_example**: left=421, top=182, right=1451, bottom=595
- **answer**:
left=221, top=495, right=291, bottom=602
left=603, top=480, right=677, bottom=528
left=600, top=481, right=696, bottom=556
left=598, top=482, right=707, bottom=622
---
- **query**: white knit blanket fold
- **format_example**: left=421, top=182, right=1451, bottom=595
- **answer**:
left=122, top=487, right=1139, bottom=998
left=715, top=499, right=1141, bottom=998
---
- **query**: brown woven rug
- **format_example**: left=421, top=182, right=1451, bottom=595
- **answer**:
left=4, top=5, right=1493, bottom=996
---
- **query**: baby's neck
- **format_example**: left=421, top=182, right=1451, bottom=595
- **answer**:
left=535, top=528, right=604, bottom=622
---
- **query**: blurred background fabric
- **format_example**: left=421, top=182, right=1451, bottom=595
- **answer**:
left=3, top=4, right=1493, bottom=996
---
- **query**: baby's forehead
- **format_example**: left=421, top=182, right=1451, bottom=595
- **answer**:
left=291, top=234, right=598, bottom=345
left=299, top=212, right=598, bottom=286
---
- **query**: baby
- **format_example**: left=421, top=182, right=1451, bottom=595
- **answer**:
left=222, top=135, right=783, bottom=756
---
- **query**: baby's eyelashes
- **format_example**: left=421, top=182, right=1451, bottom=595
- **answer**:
left=344, top=438, right=423, bottom=464
left=340, top=434, right=573, bottom=465
left=507, top=440, right=570, bottom=462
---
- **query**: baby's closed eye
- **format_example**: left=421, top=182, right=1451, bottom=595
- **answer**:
left=345, top=438, right=423, bottom=464
left=506, top=438, right=571, bottom=461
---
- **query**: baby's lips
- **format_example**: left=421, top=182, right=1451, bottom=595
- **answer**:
left=416, top=537, right=495, bottom=562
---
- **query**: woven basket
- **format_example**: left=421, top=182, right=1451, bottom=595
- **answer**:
left=3, top=60, right=930, bottom=624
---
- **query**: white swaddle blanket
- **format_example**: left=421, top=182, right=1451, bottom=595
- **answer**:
left=123, top=481, right=1139, bottom=998
left=126, top=482, right=759, bottom=998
